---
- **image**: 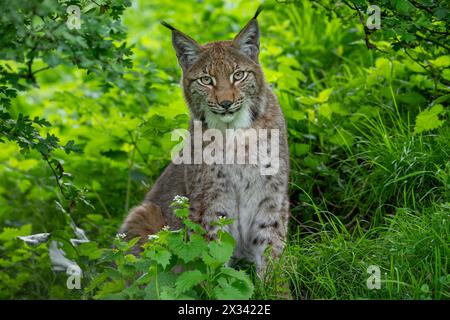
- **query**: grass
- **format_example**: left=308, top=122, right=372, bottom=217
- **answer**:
left=254, top=108, right=449, bottom=300
left=255, top=203, right=449, bottom=300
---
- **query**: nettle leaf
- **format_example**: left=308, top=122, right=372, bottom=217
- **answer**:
left=115, top=236, right=140, bottom=252
left=230, top=279, right=254, bottom=300
left=78, top=242, right=104, bottom=260
left=297, top=88, right=333, bottom=105
left=167, top=233, right=207, bottom=263
left=85, top=273, right=109, bottom=293
left=430, top=55, right=450, bottom=68
left=144, top=272, right=177, bottom=299
left=174, top=207, right=189, bottom=219
left=183, top=219, right=206, bottom=234
left=201, top=250, right=219, bottom=269
left=208, top=240, right=234, bottom=265
left=221, top=267, right=254, bottom=298
left=132, top=272, right=154, bottom=286
left=175, top=270, right=207, bottom=294
left=94, top=279, right=126, bottom=299
left=218, top=230, right=236, bottom=246
left=219, top=266, right=249, bottom=282
left=317, top=88, right=333, bottom=103
left=213, top=279, right=246, bottom=300
left=0, top=225, right=32, bottom=242
left=146, top=249, right=172, bottom=269
left=414, top=104, right=446, bottom=134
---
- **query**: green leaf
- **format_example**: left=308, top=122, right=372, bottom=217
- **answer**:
left=94, top=279, right=126, bottom=299
left=430, top=56, right=450, bottom=68
left=175, top=270, right=207, bottom=294
left=208, top=241, right=234, bottom=265
left=0, top=224, right=32, bottom=242
left=414, top=104, right=446, bottom=134
left=147, top=249, right=172, bottom=269
left=291, top=143, right=310, bottom=156
left=317, top=88, right=333, bottom=103
left=144, top=272, right=177, bottom=299
left=78, top=242, right=104, bottom=260
left=213, top=282, right=242, bottom=300
left=213, top=277, right=253, bottom=300
left=219, top=267, right=247, bottom=281
left=167, top=233, right=207, bottom=263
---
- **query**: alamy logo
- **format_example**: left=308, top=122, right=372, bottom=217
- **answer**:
left=170, top=121, right=280, bottom=175
left=66, top=264, right=82, bottom=289
left=366, top=5, right=381, bottom=30
left=66, top=5, right=81, bottom=30
left=366, top=265, right=381, bottom=290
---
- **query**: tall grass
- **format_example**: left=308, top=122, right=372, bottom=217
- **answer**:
left=255, top=203, right=449, bottom=300
left=254, top=101, right=449, bottom=299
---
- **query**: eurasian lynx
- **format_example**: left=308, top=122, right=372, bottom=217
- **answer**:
left=120, top=8, right=290, bottom=276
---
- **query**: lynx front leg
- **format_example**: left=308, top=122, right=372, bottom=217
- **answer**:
left=189, top=166, right=237, bottom=240
left=249, top=195, right=289, bottom=278
left=248, top=196, right=290, bottom=299
left=251, top=221, right=286, bottom=278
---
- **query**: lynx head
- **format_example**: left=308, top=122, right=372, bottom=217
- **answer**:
left=162, top=8, right=266, bottom=129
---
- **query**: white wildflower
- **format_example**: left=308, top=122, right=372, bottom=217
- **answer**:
left=148, top=234, right=159, bottom=241
left=116, top=233, right=126, bottom=239
left=173, top=195, right=189, bottom=205
left=162, top=225, right=170, bottom=231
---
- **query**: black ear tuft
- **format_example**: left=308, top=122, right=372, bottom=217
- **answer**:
left=161, top=21, right=201, bottom=71
left=233, top=10, right=261, bottom=62
left=160, top=20, right=177, bottom=31
left=253, top=4, right=264, bottom=20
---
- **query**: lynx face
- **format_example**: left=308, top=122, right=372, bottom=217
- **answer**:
left=164, top=17, right=265, bottom=129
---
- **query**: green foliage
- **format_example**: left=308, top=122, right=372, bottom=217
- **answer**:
left=0, top=0, right=132, bottom=211
left=272, top=203, right=450, bottom=299
left=414, top=104, right=446, bottom=134
left=87, top=197, right=254, bottom=300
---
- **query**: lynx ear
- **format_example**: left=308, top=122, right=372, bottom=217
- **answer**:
left=161, top=21, right=201, bottom=71
left=233, top=7, right=262, bottom=62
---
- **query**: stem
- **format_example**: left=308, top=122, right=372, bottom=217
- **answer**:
left=341, top=0, right=377, bottom=50
left=43, top=155, right=66, bottom=197
left=127, top=130, right=149, bottom=165
left=93, top=189, right=111, bottom=219
left=125, top=144, right=136, bottom=213
left=414, top=33, right=450, bottom=52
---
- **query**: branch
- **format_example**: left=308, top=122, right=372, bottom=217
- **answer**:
left=341, top=0, right=378, bottom=50
left=414, top=33, right=450, bottom=52
left=127, top=130, right=149, bottom=166
left=43, top=155, right=66, bottom=197
left=407, top=0, right=434, bottom=16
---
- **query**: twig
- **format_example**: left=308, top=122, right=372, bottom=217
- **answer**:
left=403, top=48, right=429, bottom=72
left=43, top=155, right=66, bottom=197
left=341, top=0, right=377, bottom=50
left=414, top=33, right=450, bottom=52
left=127, top=130, right=149, bottom=166
left=407, top=0, right=434, bottom=16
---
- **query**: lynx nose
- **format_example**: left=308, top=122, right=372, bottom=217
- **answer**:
left=219, top=100, right=233, bottom=109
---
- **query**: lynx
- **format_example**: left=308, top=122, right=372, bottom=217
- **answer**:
left=120, top=8, right=290, bottom=276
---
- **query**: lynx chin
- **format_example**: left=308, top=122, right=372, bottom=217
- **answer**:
left=119, top=7, right=290, bottom=277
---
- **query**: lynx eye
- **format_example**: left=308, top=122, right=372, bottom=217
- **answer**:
left=233, top=70, right=246, bottom=82
left=199, top=76, right=213, bottom=86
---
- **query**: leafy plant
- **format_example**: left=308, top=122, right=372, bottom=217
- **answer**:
left=86, top=196, right=254, bottom=300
